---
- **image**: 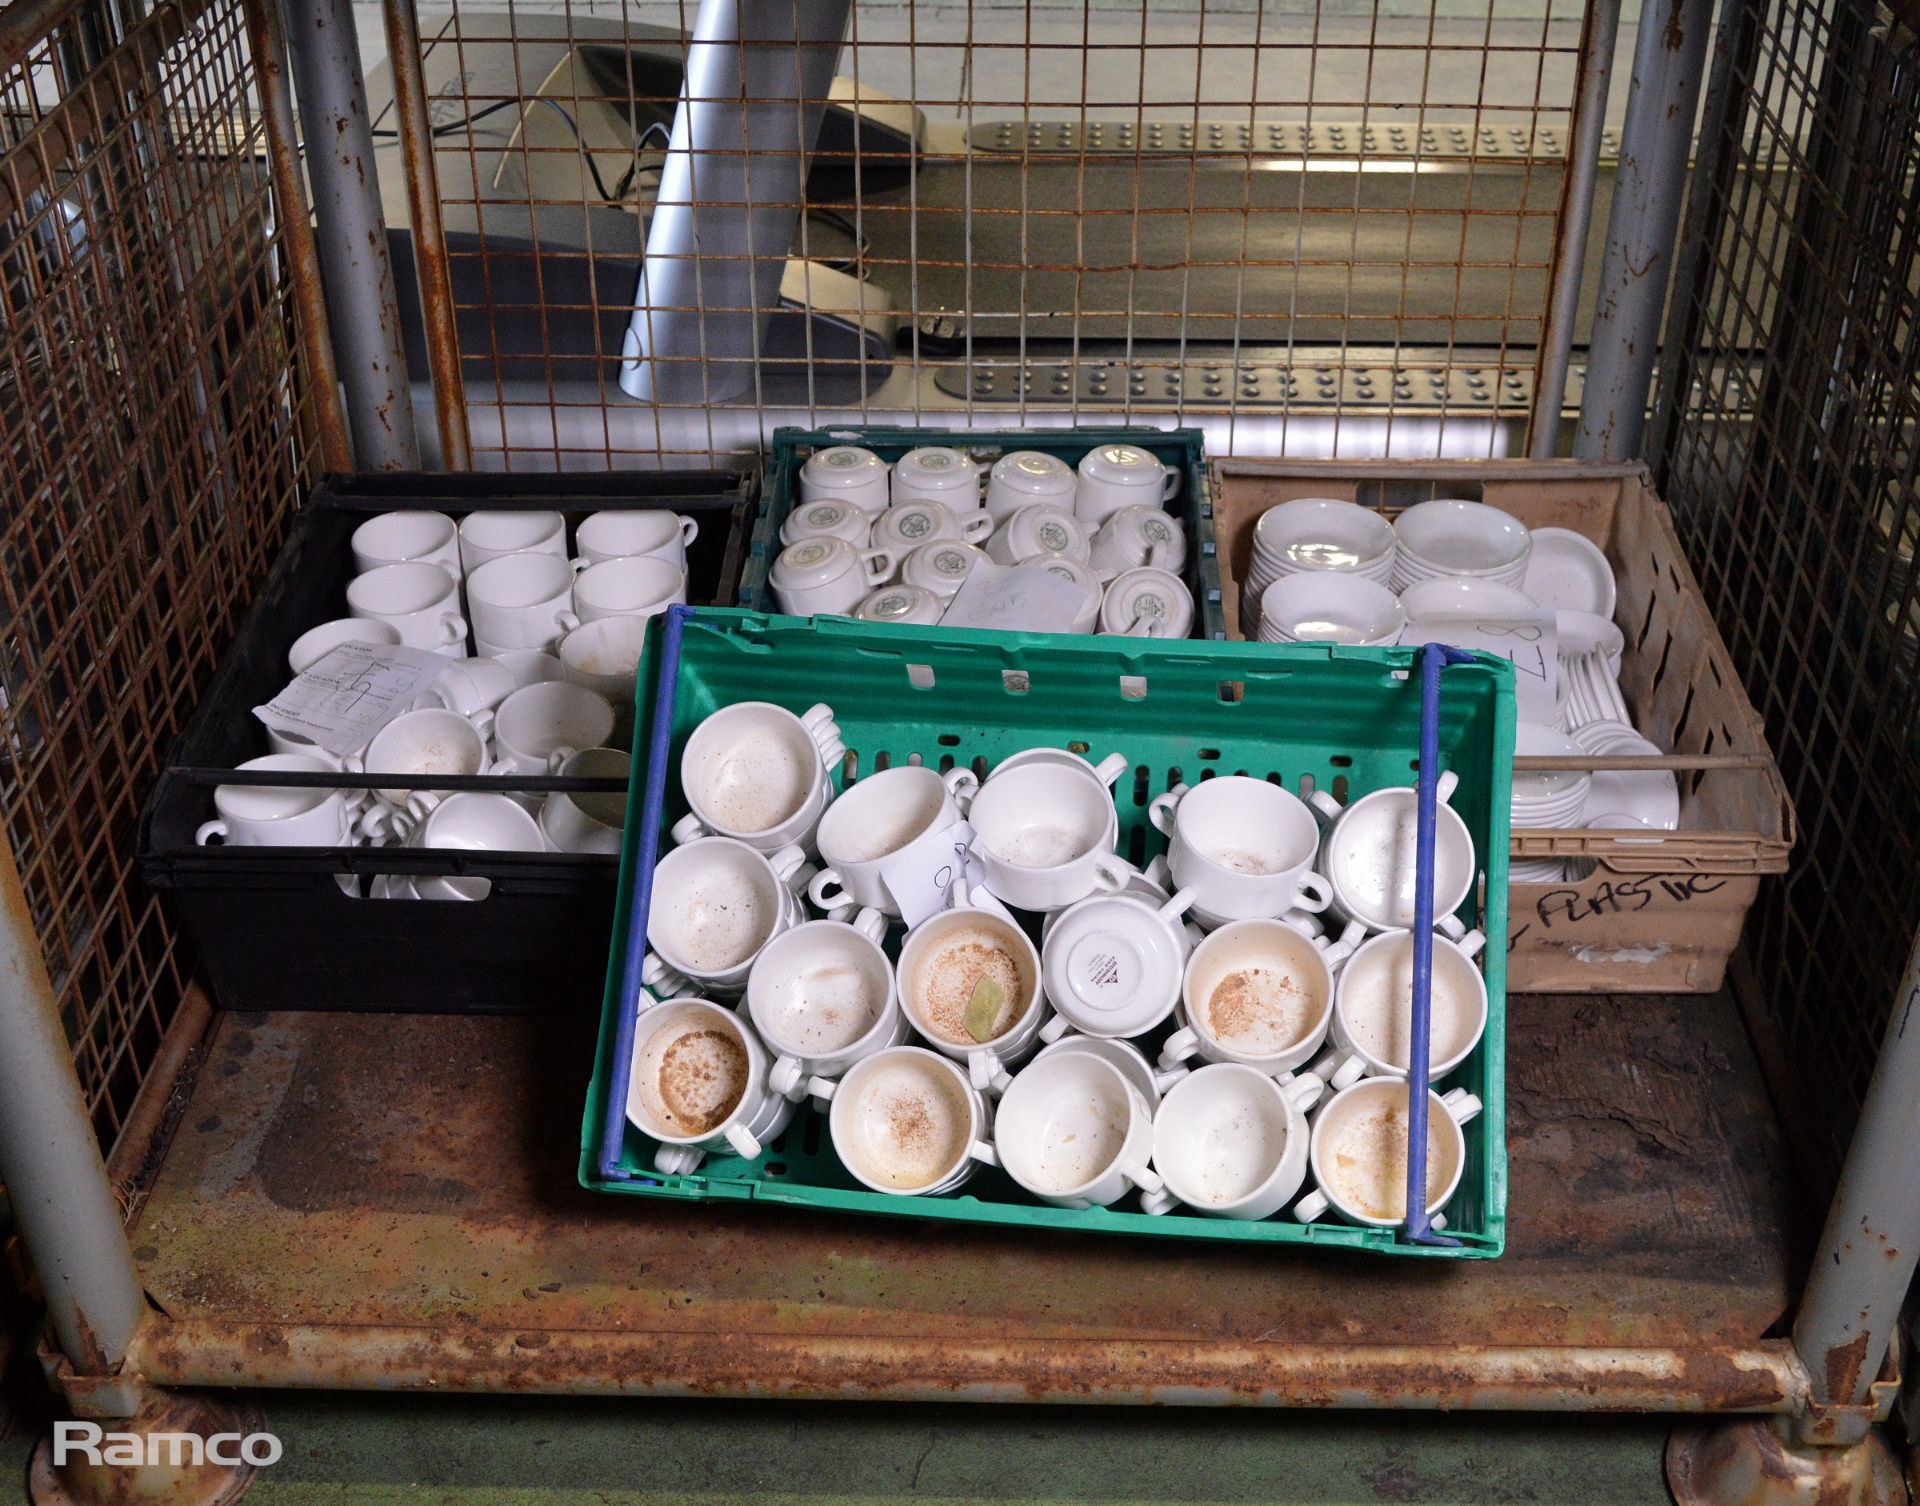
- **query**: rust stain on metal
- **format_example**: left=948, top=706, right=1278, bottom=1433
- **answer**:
left=1822, top=1330, right=1871, bottom=1408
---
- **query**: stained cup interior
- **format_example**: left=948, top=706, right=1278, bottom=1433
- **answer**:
left=1176, top=776, right=1316, bottom=877
left=649, top=840, right=783, bottom=975
left=684, top=705, right=821, bottom=837
left=994, top=1054, right=1133, bottom=1196
left=832, top=1050, right=974, bottom=1192
left=1154, top=1066, right=1293, bottom=1207
left=1327, top=790, right=1475, bottom=927
left=1185, top=920, right=1333, bottom=1058
left=1313, top=1079, right=1464, bottom=1223
left=815, top=765, right=946, bottom=865
left=751, top=923, right=892, bottom=1056
left=1337, top=933, right=1487, bottom=1074
left=632, top=1001, right=752, bottom=1143
left=969, top=765, right=1109, bottom=870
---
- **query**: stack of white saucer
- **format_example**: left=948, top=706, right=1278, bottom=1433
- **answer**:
left=1388, top=499, right=1531, bottom=594
left=1507, top=722, right=1592, bottom=883
left=1242, top=499, right=1396, bottom=634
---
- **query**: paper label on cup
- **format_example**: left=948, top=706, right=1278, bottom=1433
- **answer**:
left=1403, top=612, right=1559, bottom=724
left=880, top=818, right=982, bottom=930
left=254, top=642, right=449, bottom=755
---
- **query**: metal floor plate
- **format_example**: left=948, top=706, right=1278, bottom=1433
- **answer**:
left=123, top=993, right=1806, bottom=1405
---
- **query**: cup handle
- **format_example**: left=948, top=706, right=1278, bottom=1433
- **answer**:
left=194, top=819, right=228, bottom=846
left=723, top=1123, right=762, bottom=1160
left=1451, top=926, right=1487, bottom=960
left=1039, top=1015, right=1071, bottom=1044
left=769, top=1056, right=806, bottom=1101
left=806, top=1075, right=838, bottom=1103
left=941, top=766, right=980, bottom=810
left=1123, top=613, right=1166, bottom=639
left=987, top=1066, right=1014, bottom=1096
left=680, top=515, right=701, bottom=545
left=1144, top=853, right=1173, bottom=889
left=860, top=547, right=897, bottom=585
left=568, top=555, right=591, bottom=574
left=1155, top=886, right=1198, bottom=926
left=641, top=951, right=692, bottom=998
left=1435, top=769, right=1460, bottom=805
left=1292, top=870, right=1334, bottom=914
left=1143, top=540, right=1176, bottom=573
left=1278, top=1070, right=1325, bottom=1112
left=1308, top=789, right=1343, bottom=824
left=355, top=803, right=404, bottom=846
left=467, top=708, right=496, bottom=744
left=1152, top=1062, right=1191, bottom=1094
left=1087, top=854, right=1131, bottom=894
left=556, top=609, right=582, bottom=635
left=847, top=906, right=887, bottom=944
left=1147, top=785, right=1186, bottom=837
left=1293, top=1188, right=1331, bottom=1223
left=1437, top=912, right=1467, bottom=942
left=1442, top=1087, right=1483, bottom=1127
left=968, top=1049, right=1002, bottom=1091
left=670, top=812, right=709, bottom=847
left=959, top=512, right=995, bottom=544
left=653, top=1144, right=704, bottom=1175
left=968, top=1139, right=998, bottom=1169
left=807, top=867, right=849, bottom=912
left=1429, top=1211, right=1449, bottom=1233
left=1090, top=751, right=1129, bottom=787
left=439, top=614, right=468, bottom=648
left=1329, top=1051, right=1368, bottom=1092
left=766, top=843, right=808, bottom=889
left=1139, top=1186, right=1180, bottom=1217
left=1160, top=465, right=1181, bottom=501
left=1159, top=1027, right=1199, bottom=1067
left=1122, top=1156, right=1164, bottom=1195
left=545, top=746, right=577, bottom=775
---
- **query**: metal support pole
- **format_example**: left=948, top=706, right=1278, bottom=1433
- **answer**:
left=619, top=0, right=852, bottom=407
left=381, top=0, right=470, bottom=471
left=1792, top=927, right=1920, bottom=1410
left=1530, top=0, right=1621, bottom=458
left=283, top=0, right=419, bottom=469
left=0, top=831, right=144, bottom=1376
left=1573, top=0, right=1713, bottom=461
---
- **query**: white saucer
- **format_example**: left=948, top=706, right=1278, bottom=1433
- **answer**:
left=1524, top=528, right=1617, bottom=617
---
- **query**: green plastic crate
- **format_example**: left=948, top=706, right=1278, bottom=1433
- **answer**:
left=581, top=608, right=1514, bottom=1257
left=737, top=425, right=1226, bottom=638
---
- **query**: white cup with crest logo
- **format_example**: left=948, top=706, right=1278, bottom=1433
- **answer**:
left=1089, top=504, right=1188, bottom=579
left=986, top=450, right=1077, bottom=524
left=1075, top=443, right=1181, bottom=526
left=799, top=445, right=891, bottom=514
left=890, top=447, right=982, bottom=510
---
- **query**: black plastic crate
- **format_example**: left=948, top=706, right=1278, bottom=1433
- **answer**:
left=138, top=469, right=753, bottom=1014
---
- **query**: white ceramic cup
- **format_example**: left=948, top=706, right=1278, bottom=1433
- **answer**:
left=780, top=497, right=873, bottom=549
left=808, top=764, right=978, bottom=917
left=572, top=555, right=687, bottom=624
left=1037, top=886, right=1198, bottom=1042
left=348, top=707, right=492, bottom=840
left=539, top=746, right=630, bottom=856
left=986, top=450, right=1077, bottom=524
left=897, top=902, right=1047, bottom=1089
left=492, top=649, right=566, bottom=688
left=1312, top=927, right=1489, bottom=1090
left=1034, top=556, right=1105, bottom=633
left=1149, top=775, right=1333, bottom=925
left=413, top=656, right=519, bottom=736
left=1139, top=1063, right=1321, bottom=1219
left=993, top=1052, right=1162, bottom=1208
left=994, top=1033, right=1188, bottom=1107
left=558, top=616, right=649, bottom=711
left=458, top=509, right=566, bottom=574
left=195, top=754, right=360, bottom=847
left=770, top=536, right=897, bottom=617
left=967, top=761, right=1130, bottom=912
left=673, top=701, right=844, bottom=855
left=873, top=498, right=995, bottom=559
left=345, top=562, right=467, bottom=655
left=1162, top=917, right=1350, bottom=1075
left=900, top=541, right=988, bottom=601
left=643, top=837, right=810, bottom=1000
left=855, top=584, right=946, bottom=625
left=399, top=791, right=548, bottom=901
left=984, top=503, right=1093, bottom=569
left=492, top=680, right=616, bottom=777
left=625, top=996, right=794, bottom=1173
left=466, top=551, right=581, bottom=653
left=350, top=511, right=461, bottom=578
left=288, top=617, right=403, bottom=675
left=575, top=510, right=699, bottom=568
left=1309, top=771, right=1476, bottom=935
left=986, top=746, right=1128, bottom=856
left=1293, top=1078, right=1482, bottom=1230
left=818, top=1046, right=996, bottom=1195
left=1075, top=443, right=1180, bottom=525
left=1098, top=566, right=1194, bottom=639
left=1089, top=504, right=1187, bottom=579
left=747, top=911, right=906, bottom=1101
left=799, top=444, right=891, bottom=514
left=891, top=446, right=982, bottom=510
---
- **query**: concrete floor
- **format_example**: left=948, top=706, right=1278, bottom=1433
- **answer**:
left=4, top=1373, right=1679, bottom=1504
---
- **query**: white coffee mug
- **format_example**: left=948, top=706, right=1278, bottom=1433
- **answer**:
left=643, top=837, right=810, bottom=1000
left=1098, top=566, right=1194, bottom=639
left=1034, top=556, right=1104, bottom=633
left=798, top=444, right=891, bottom=514
left=808, top=764, right=978, bottom=917
left=625, top=996, right=794, bottom=1173
left=458, top=509, right=566, bottom=574
left=855, top=584, right=946, bottom=626
left=674, top=700, right=844, bottom=855
left=747, top=911, right=907, bottom=1101
left=1310, top=771, right=1476, bottom=936
left=769, top=536, right=897, bottom=617
left=1140, top=1064, right=1320, bottom=1220
left=993, top=1052, right=1161, bottom=1208
left=492, top=649, right=566, bottom=688
left=351, top=510, right=461, bottom=578
left=398, top=791, right=547, bottom=901
left=780, top=497, right=873, bottom=549
left=984, top=504, right=1092, bottom=568
left=195, top=755, right=359, bottom=847
left=492, top=680, right=616, bottom=777
left=1293, top=1078, right=1482, bottom=1230
left=539, top=746, right=630, bottom=856
left=1311, top=927, right=1489, bottom=1090
left=993, top=1033, right=1188, bottom=1107
left=966, top=761, right=1130, bottom=912
left=1089, top=504, right=1187, bottom=579
left=986, top=450, right=1076, bottom=524
left=413, top=656, right=518, bottom=735
left=288, top=617, right=404, bottom=675
left=1037, top=886, right=1197, bottom=1042
left=897, top=902, right=1047, bottom=1089
left=575, top=510, right=699, bottom=568
left=900, top=541, right=988, bottom=601
left=817, top=1046, right=996, bottom=1195
left=345, top=562, right=467, bottom=655
left=986, top=747, right=1128, bottom=853
left=872, top=499, right=994, bottom=559
left=1075, top=443, right=1180, bottom=525
left=558, top=616, right=650, bottom=711
left=572, top=555, right=687, bottom=624
left=348, top=707, right=492, bottom=839
left=1149, top=775, right=1333, bottom=925
left=1162, top=917, right=1351, bottom=1075
left=466, top=551, right=580, bottom=654
left=891, top=446, right=981, bottom=510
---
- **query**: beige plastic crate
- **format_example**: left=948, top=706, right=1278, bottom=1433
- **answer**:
left=1210, top=459, right=1795, bottom=993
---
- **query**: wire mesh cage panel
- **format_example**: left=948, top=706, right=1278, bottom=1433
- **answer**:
left=0, top=0, right=318, bottom=1151
left=1654, top=0, right=1920, bottom=1196
left=371, top=0, right=1606, bottom=469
